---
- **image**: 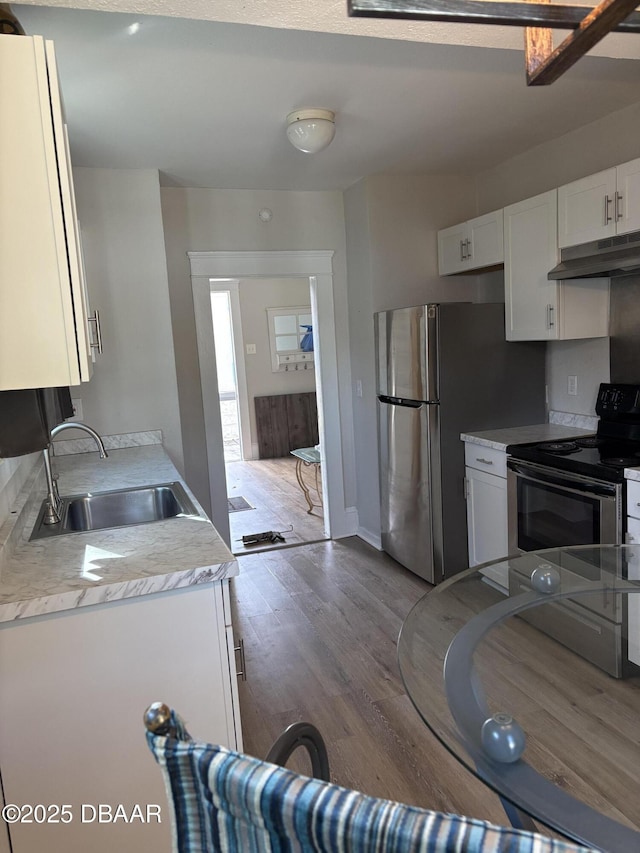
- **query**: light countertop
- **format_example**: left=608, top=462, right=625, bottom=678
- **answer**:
left=461, top=423, right=595, bottom=451
left=0, top=445, right=237, bottom=623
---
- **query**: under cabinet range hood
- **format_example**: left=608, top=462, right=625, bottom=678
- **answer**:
left=549, top=230, right=640, bottom=280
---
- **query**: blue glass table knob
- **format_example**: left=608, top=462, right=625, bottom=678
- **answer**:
left=530, top=563, right=561, bottom=594
left=481, top=713, right=526, bottom=763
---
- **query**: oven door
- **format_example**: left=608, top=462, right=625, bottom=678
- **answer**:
left=507, top=459, right=627, bottom=676
left=507, top=459, right=622, bottom=554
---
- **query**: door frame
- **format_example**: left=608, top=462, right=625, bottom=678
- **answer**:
left=189, top=250, right=349, bottom=547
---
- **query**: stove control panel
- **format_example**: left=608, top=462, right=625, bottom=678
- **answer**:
left=596, top=383, right=640, bottom=416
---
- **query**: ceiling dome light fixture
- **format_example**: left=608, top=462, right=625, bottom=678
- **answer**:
left=286, top=109, right=336, bottom=154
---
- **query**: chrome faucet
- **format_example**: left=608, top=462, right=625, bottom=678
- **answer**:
left=42, top=422, right=108, bottom=525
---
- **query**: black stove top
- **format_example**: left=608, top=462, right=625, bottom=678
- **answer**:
left=507, top=437, right=640, bottom=482
left=507, top=383, right=640, bottom=483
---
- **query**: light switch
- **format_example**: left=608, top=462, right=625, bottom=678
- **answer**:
left=568, top=375, right=578, bottom=396
left=246, top=344, right=257, bottom=355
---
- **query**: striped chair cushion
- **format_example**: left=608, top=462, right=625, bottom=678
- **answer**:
left=147, top=724, right=595, bottom=853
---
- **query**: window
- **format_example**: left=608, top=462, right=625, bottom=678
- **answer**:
left=266, top=306, right=315, bottom=373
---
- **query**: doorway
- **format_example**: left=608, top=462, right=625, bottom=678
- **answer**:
left=209, top=276, right=326, bottom=553
left=190, top=250, right=355, bottom=552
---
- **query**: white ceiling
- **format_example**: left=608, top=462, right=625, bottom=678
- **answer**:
left=12, top=3, right=640, bottom=191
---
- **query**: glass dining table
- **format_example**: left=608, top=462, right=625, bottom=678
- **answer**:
left=397, top=545, right=640, bottom=852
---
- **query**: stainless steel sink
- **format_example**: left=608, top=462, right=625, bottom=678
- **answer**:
left=31, top=482, right=199, bottom=540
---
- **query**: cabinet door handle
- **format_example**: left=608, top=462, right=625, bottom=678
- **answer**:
left=460, top=239, right=465, bottom=261
left=88, top=310, right=103, bottom=354
left=546, top=304, right=555, bottom=329
left=476, top=457, right=494, bottom=465
left=604, top=194, right=613, bottom=225
left=465, top=238, right=472, bottom=260
left=234, top=638, right=247, bottom=681
left=615, top=191, right=624, bottom=222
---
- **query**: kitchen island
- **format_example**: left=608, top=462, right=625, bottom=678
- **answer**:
left=0, top=443, right=242, bottom=853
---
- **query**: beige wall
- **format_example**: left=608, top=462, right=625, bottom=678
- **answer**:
left=472, top=105, right=640, bottom=417
left=72, top=168, right=184, bottom=469
left=344, top=173, right=479, bottom=543
left=160, top=186, right=355, bottom=517
left=237, top=278, right=316, bottom=453
left=476, top=101, right=640, bottom=214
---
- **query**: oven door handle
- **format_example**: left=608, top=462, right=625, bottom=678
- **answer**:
left=507, top=460, right=619, bottom=498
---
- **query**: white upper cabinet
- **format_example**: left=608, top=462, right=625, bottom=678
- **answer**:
left=438, top=222, right=469, bottom=275
left=504, top=189, right=609, bottom=342
left=0, top=35, right=98, bottom=391
left=616, top=158, right=640, bottom=236
left=438, top=209, right=503, bottom=275
left=558, top=157, right=640, bottom=248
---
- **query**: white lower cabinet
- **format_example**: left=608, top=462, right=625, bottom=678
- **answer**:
left=0, top=580, right=242, bottom=853
left=464, top=442, right=509, bottom=590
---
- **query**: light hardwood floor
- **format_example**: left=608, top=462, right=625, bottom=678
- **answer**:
left=226, top=457, right=326, bottom=555
left=231, top=537, right=507, bottom=825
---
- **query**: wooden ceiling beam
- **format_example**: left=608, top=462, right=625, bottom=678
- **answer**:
left=526, top=0, right=640, bottom=84
left=347, top=0, right=640, bottom=33
left=524, top=0, right=553, bottom=84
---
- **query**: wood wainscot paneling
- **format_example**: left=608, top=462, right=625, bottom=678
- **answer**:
left=255, top=392, right=319, bottom=459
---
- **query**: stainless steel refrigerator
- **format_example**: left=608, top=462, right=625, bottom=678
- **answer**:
left=375, top=303, right=546, bottom=584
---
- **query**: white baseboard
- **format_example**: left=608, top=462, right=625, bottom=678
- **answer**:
left=356, top=526, right=382, bottom=550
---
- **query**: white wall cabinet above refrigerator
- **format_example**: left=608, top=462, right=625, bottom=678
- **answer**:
left=558, top=157, right=640, bottom=249
left=437, top=209, right=503, bottom=275
left=0, top=34, right=100, bottom=391
left=504, top=189, right=609, bottom=342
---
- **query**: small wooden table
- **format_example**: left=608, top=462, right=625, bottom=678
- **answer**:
left=290, top=447, right=322, bottom=515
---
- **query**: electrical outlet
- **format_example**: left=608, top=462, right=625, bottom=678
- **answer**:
left=356, top=380, right=363, bottom=398
left=246, top=344, right=257, bottom=355
left=568, top=375, right=578, bottom=396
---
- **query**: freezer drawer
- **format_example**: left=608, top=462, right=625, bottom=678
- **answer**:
left=378, top=399, right=436, bottom=583
left=509, top=574, right=625, bottom=678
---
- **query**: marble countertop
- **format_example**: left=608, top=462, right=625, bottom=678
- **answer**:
left=0, top=445, right=237, bottom=623
left=625, top=468, right=640, bottom=481
left=461, top=423, right=595, bottom=451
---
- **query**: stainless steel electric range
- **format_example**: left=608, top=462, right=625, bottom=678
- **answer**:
left=505, top=382, right=640, bottom=677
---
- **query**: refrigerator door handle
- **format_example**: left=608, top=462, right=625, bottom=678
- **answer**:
left=378, top=395, right=422, bottom=407
left=426, top=305, right=439, bottom=403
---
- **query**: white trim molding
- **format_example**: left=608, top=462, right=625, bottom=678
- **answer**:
left=188, top=250, right=335, bottom=278
left=189, top=250, right=352, bottom=545
left=356, top=524, right=382, bottom=551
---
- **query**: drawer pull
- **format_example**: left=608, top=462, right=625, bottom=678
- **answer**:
left=88, top=310, right=103, bottom=353
left=476, top=457, right=494, bottom=465
left=234, top=638, right=247, bottom=681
